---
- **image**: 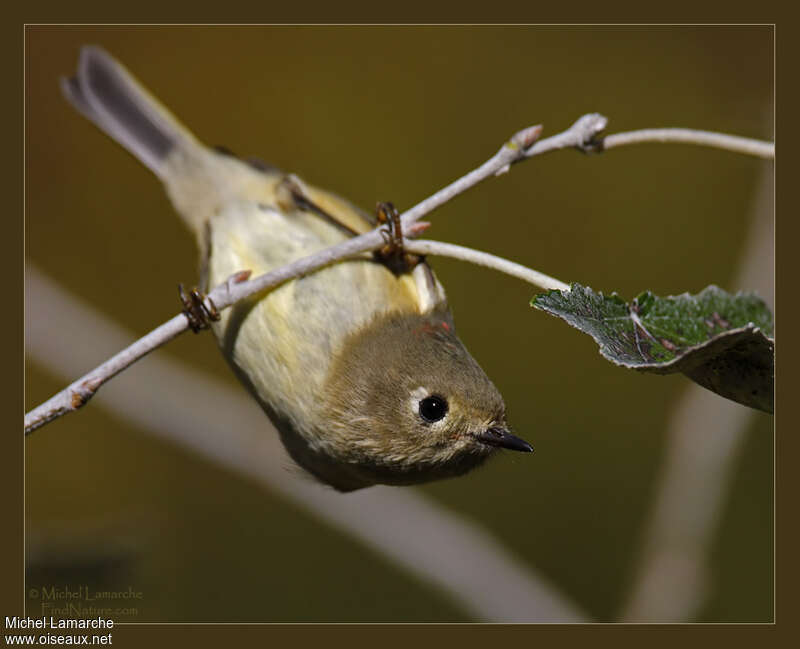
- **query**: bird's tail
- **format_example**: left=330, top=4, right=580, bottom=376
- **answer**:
left=61, top=46, right=202, bottom=181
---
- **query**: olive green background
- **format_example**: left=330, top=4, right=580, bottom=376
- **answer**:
left=24, top=26, right=773, bottom=622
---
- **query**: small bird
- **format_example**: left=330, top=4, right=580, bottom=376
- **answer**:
left=61, top=46, right=532, bottom=492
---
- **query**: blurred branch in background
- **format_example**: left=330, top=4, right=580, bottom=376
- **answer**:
left=621, top=156, right=774, bottom=622
left=25, top=265, right=587, bottom=623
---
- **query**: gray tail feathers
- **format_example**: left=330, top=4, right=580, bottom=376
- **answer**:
left=61, top=46, right=199, bottom=180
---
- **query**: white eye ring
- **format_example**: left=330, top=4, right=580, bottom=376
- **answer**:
left=408, top=387, right=433, bottom=421
left=410, top=386, right=428, bottom=401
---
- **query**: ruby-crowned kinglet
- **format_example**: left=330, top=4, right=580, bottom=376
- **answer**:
left=61, top=46, right=532, bottom=492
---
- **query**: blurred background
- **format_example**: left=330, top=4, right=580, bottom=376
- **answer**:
left=24, top=26, right=773, bottom=622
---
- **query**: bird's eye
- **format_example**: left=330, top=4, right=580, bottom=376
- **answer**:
left=419, top=395, right=448, bottom=423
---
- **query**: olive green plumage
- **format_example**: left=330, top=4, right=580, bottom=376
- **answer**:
left=62, top=46, right=532, bottom=492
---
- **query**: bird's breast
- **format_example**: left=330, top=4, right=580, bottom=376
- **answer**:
left=204, top=199, right=441, bottom=448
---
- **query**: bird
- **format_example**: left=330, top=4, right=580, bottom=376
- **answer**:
left=61, top=46, right=533, bottom=492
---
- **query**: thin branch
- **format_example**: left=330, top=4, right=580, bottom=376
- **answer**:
left=24, top=313, right=189, bottom=434
left=405, top=240, right=570, bottom=292
left=400, top=113, right=611, bottom=229
left=602, top=128, right=774, bottom=159
left=24, top=118, right=564, bottom=435
left=25, top=113, right=775, bottom=434
left=25, top=265, right=588, bottom=622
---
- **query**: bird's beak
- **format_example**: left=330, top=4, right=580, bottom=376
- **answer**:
left=477, top=427, right=533, bottom=453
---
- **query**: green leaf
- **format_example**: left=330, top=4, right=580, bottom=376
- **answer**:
left=532, top=284, right=774, bottom=413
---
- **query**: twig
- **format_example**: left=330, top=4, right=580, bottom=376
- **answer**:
left=602, top=128, right=774, bottom=159
left=405, top=240, right=570, bottom=292
left=25, top=265, right=588, bottom=622
left=24, top=313, right=189, bottom=434
left=25, top=113, right=775, bottom=434
left=400, top=114, right=607, bottom=228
